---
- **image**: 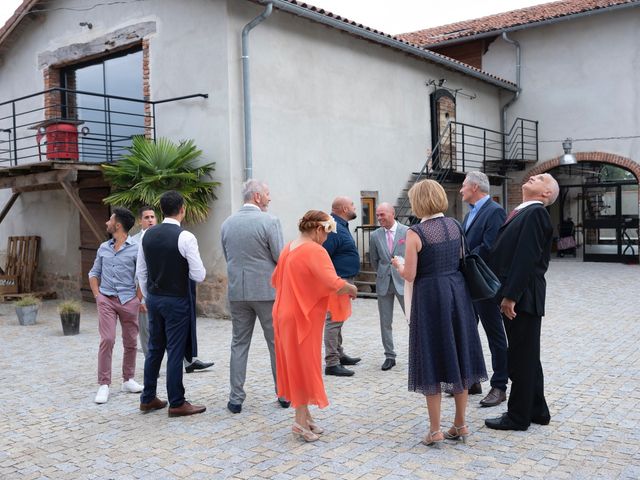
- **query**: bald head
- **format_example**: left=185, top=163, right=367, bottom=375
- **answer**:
left=331, top=196, right=357, bottom=222
left=522, top=173, right=560, bottom=206
left=376, top=202, right=396, bottom=229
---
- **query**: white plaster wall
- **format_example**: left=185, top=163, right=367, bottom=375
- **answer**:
left=483, top=8, right=640, bottom=175
left=226, top=1, right=502, bottom=240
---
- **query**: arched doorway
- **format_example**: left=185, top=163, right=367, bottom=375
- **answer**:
left=523, top=153, right=639, bottom=264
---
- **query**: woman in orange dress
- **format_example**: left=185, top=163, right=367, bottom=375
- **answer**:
left=272, top=210, right=358, bottom=442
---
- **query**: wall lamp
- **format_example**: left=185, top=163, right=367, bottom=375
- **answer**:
left=559, top=138, right=577, bottom=165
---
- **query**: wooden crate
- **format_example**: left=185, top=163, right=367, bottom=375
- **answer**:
left=0, top=274, right=18, bottom=294
left=5, top=236, right=40, bottom=293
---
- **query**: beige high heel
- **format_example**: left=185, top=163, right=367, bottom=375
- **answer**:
left=308, top=422, right=324, bottom=435
left=421, top=430, right=444, bottom=448
left=443, top=424, right=470, bottom=443
left=292, top=422, right=319, bottom=442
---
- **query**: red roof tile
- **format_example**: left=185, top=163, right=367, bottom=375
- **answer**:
left=397, top=0, right=639, bottom=46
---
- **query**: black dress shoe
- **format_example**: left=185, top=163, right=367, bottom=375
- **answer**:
left=277, top=398, right=291, bottom=409
left=381, top=358, right=396, bottom=371
left=227, top=401, right=242, bottom=414
left=339, top=355, right=361, bottom=366
left=185, top=359, right=214, bottom=373
left=325, top=365, right=355, bottom=376
left=468, top=383, right=483, bottom=395
left=485, top=413, right=528, bottom=431
left=531, top=414, right=551, bottom=425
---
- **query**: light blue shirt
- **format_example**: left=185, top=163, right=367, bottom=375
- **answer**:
left=88, top=236, right=139, bottom=304
left=465, top=194, right=490, bottom=231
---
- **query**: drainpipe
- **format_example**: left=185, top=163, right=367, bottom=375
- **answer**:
left=241, top=2, right=273, bottom=181
left=500, top=32, right=521, bottom=207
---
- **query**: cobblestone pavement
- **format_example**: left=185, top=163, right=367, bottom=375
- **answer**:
left=1, top=260, right=639, bottom=479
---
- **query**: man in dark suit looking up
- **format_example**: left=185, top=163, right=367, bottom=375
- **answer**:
left=460, top=171, right=508, bottom=407
left=137, top=191, right=207, bottom=417
left=485, top=173, right=559, bottom=431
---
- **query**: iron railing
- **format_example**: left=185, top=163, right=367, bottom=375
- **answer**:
left=434, top=118, right=538, bottom=174
left=354, top=225, right=377, bottom=270
left=0, top=88, right=208, bottom=166
left=394, top=117, right=538, bottom=224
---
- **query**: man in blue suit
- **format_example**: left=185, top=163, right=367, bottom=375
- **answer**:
left=460, top=172, right=508, bottom=407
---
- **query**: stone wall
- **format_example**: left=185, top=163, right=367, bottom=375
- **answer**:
left=196, top=274, right=228, bottom=318
left=34, top=271, right=82, bottom=300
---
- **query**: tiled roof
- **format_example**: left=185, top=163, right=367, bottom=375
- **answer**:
left=0, top=0, right=39, bottom=51
left=398, top=0, right=640, bottom=46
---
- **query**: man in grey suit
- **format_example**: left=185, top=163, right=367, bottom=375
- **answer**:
left=369, top=203, right=408, bottom=371
left=220, top=179, right=289, bottom=414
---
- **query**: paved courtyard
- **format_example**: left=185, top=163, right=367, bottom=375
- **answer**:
left=1, top=260, right=639, bottom=479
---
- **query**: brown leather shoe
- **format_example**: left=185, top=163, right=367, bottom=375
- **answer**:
left=479, top=387, right=507, bottom=407
left=168, top=401, right=206, bottom=417
left=140, top=397, right=168, bottom=413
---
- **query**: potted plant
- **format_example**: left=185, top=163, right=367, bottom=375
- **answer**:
left=58, top=300, right=81, bottom=336
left=15, top=296, right=40, bottom=326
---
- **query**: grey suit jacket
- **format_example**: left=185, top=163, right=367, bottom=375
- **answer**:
left=221, top=205, right=284, bottom=302
left=369, top=222, right=408, bottom=296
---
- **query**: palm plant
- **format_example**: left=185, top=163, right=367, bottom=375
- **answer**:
left=102, top=136, right=220, bottom=224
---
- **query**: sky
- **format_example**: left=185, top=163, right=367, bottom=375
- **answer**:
left=0, top=0, right=547, bottom=34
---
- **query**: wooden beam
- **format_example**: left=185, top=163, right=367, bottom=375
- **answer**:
left=0, top=169, right=77, bottom=190
left=13, top=184, right=63, bottom=194
left=0, top=192, right=20, bottom=226
left=60, top=179, right=106, bottom=244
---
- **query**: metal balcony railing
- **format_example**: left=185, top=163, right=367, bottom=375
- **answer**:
left=0, top=87, right=208, bottom=167
left=394, top=117, right=538, bottom=224
left=432, top=117, right=538, bottom=174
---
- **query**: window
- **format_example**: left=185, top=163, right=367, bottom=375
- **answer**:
left=61, top=47, right=144, bottom=162
left=361, top=197, right=376, bottom=225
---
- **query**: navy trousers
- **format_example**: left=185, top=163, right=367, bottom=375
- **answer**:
left=474, top=298, right=508, bottom=391
left=140, top=294, right=191, bottom=408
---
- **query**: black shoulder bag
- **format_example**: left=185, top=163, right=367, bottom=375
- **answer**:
left=454, top=221, right=501, bottom=301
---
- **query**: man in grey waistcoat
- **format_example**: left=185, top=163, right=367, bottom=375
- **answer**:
left=369, top=203, right=408, bottom=371
left=220, top=179, right=289, bottom=414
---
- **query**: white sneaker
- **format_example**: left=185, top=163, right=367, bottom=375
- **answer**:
left=121, top=379, right=143, bottom=393
left=95, top=385, right=109, bottom=404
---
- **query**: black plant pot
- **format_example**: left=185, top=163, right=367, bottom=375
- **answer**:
left=60, top=312, right=80, bottom=336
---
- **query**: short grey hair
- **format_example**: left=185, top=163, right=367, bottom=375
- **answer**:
left=242, top=179, right=267, bottom=202
left=464, top=171, right=490, bottom=193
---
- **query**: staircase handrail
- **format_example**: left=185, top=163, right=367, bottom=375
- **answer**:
left=396, top=122, right=454, bottom=224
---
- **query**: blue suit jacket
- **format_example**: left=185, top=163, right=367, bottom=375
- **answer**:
left=462, top=198, right=506, bottom=262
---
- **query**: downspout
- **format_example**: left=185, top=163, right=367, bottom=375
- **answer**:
left=500, top=32, right=521, bottom=207
left=241, top=2, right=273, bottom=181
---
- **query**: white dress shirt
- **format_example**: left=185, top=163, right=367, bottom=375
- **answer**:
left=515, top=200, right=544, bottom=210
left=136, top=218, right=206, bottom=299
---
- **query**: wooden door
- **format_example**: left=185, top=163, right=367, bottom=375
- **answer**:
left=77, top=175, right=110, bottom=301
